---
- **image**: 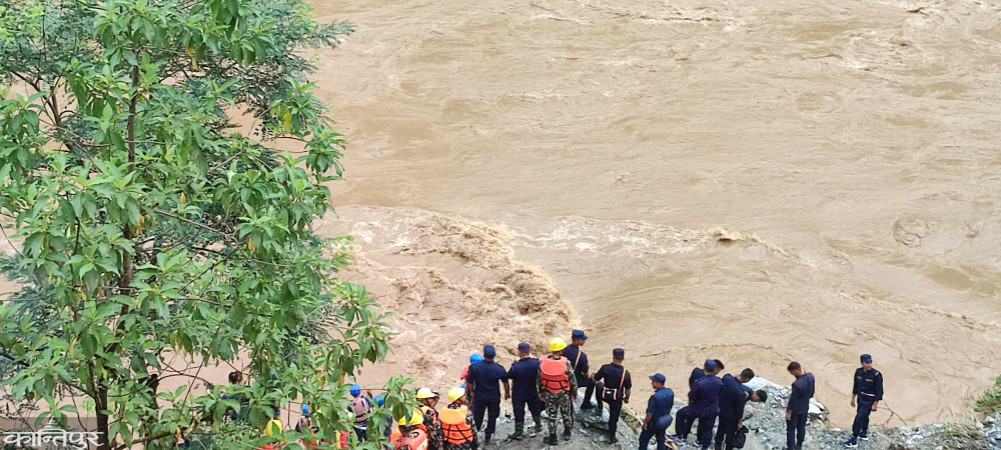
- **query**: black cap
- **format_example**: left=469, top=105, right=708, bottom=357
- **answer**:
left=860, top=354, right=872, bottom=363
left=483, top=345, right=496, bottom=358
left=517, top=343, right=531, bottom=353
left=612, top=348, right=625, bottom=360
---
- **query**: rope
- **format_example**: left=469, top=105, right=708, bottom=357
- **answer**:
left=878, top=400, right=908, bottom=427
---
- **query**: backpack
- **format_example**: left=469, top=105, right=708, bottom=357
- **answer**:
left=352, top=396, right=371, bottom=423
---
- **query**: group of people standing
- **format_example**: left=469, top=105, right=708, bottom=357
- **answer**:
left=432, top=330, right=885, bottom=450
left=238, top=328, right=884, bottom=450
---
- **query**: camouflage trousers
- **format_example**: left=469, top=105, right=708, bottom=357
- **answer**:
left=542, top=391, right=572, bottom=436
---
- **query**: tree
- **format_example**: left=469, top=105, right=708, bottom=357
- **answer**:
left=0, top=0, right=412, bottom=448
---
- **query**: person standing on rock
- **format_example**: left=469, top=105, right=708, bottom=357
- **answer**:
left=785, top=361, right=815, bottom=450
left=672, top=359, right=722, bottom=450
left=538, top=337, right=577, bottom=445
left=562, top=330, right=594, bottom=411
left=465, top=345, right=510, bottom=445
left=844, top=354, right=883, bottom=448
left=639, top=373, right=674, bottom=450
left=506, top=342, right=544, bottom=441
left=592, top=348, right=632, bottom=444
left=716, top=368, right=768, bottom=450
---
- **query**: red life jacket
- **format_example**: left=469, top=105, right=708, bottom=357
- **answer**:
left=539, top=356, right=571, bottom=394
left=440, top=406, right=474, bottom=445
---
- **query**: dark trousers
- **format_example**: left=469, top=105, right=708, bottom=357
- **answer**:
left=606, top=399, right=623, bottom=438
left=714, top=415, right=738, bottom=450
left=675, top=406, right=715, bottom=447
left=512, top=397, right=544, bottom=424
left=674, top=406, right=696, bottom=438
left=354, top=424, right=368, bottom=442
left=852, top=398, right=874, bottom=438
left=473, top=399, right=500, bottom=437
left=638, top=426, right=667, bottom=450
left=786, top=412, right=807, bottom=449
left=580, top=378, right=595, bottom=408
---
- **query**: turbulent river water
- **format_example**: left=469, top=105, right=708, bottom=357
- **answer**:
left=304, top=0, right=1001, bottom=426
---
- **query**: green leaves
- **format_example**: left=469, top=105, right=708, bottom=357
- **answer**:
left=1, top=0, right=410, bottom=448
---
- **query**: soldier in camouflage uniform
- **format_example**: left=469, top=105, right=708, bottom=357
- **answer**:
left=417, top=388, right=444, bottom=450
left=537, top=338, right=578, bottom=445
left=443, top=387, right=478, bottom=450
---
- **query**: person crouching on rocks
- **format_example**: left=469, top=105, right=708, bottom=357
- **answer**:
left=716, top=368, right=768, bottom=450
left=442, top=387, right=477, bottom=450
left=538, top=337, right=577, bottom=445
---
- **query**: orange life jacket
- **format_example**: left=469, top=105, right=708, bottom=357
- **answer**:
left=539, top=356, right=571, bottom=394
left=393, top=427, right=429, bottom=450
left=440, top=406, right=474, bottom=445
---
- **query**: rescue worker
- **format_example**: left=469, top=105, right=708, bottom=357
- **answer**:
left=639, top=373, right=674, bottom=450
left=393, top=409, right=430, bottom=450
left=464, top=345, right=510, bottom=445
left=461, top=353, right=483, bottom=383
left=786, top=362, right=815, bottom=450
left=417, top=388, right=444, bottom=450
left=506, top=342, right=544, bottom=441
left=537, top=337, right=577, bottom=445
left=592, top=348, right=632, bottom=444
left=716, top=368, right=768, bottom=450
left=442, top=387, right=477, bottom=450
left=844, top=354, right=883, bottom=448
left=349, top=383, right=374, bottom=441
left=562, top=329, right=593, bottom=411
left=674, top=359, right=723, bottom=450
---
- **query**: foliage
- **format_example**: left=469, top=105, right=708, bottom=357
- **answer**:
left=975, top=375, right=1001, bottom=415
left=0, top=0, right=413, bottom=449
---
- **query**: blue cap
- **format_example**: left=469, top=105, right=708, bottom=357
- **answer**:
left=860, top=354, right=873, bottom=363
left=375, top=393, right=386, bottom=406
left=518, top=342, right=531, bottom=353
left=704, top=359, right=717, bottom=371
left=483, top=345, right=496, bottom=358
left=350, top=384, right=362, bottom=396
left=613, top=348, right=625, bottom=360
left=301, top=404, right=310, bottom=415
left=461, top=382, right=466, bottom=389
left=470, top=353, right=484, bottom=364
left=649, top=373, right=666, bottom=384
left=572, top=329, right=588, bottom=340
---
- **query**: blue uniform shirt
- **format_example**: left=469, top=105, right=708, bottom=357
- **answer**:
left=647, top=387, right=674, bottom=420
left=853, top=368, right=883, bottom=401
left=787, top=372, right=816, bottom=414
left=688, top=373, right=723, bottom=414
left=467, top=360, right=508, bottom=403
left=562, top=345, right=590, bottom=385
left=718, top=374, right=746, bottom=419
left=507, top=357, right=540, bottom=401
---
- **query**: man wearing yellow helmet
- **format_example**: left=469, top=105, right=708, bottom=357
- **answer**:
left=537, top=337, right=577, bottom=445
left=392, top=409, right=429, bottom=450
left=417, top=388, right=444, bottom=450
left=442, top=387, right=477, bottom=450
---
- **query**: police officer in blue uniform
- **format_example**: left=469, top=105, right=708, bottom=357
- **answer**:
left=562, top=329, right=593, bottom=410
left=844, top=354, right=883, bottom=448
left=506, top=342, right=543, bottom=440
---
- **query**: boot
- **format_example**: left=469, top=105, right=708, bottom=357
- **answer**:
left=533, top=418, right=544, bottom=434
left=562, top=427, right=572, bottom=441
left=544, top=433, right=559, bottom=445
left=507, top=422, right=525, bottom=441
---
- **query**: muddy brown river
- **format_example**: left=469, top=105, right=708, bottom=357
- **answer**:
left=304, top=0, right=1001, bottom=426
